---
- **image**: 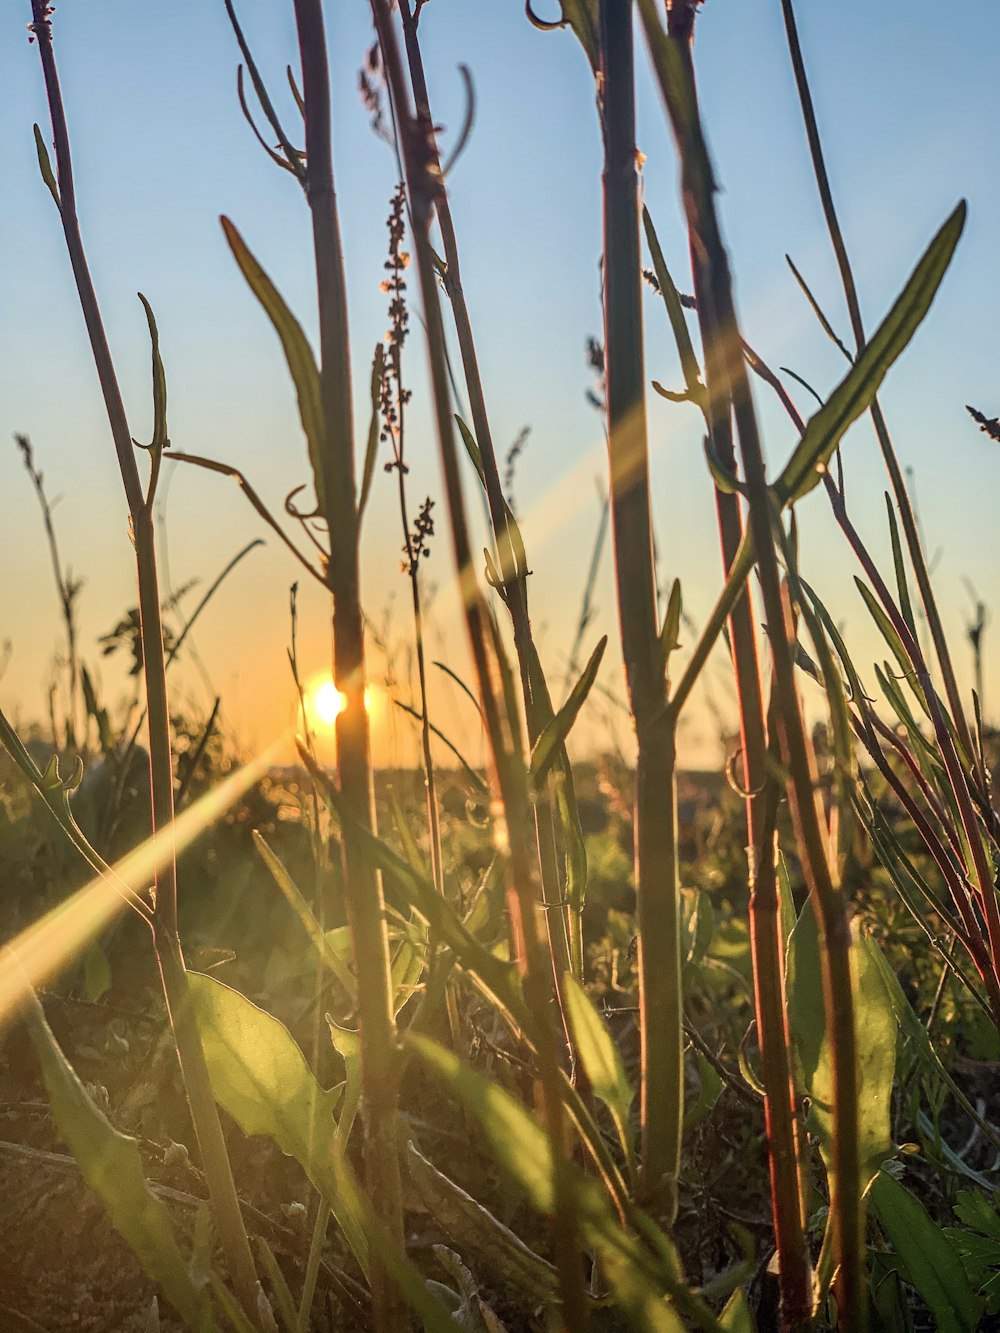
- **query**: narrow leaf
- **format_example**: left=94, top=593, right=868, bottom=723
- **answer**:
left=785, top=910, right=895, bottom=1190
left=529, top=636, right=607, bottom=786
left=870, top=1171, right=981, bottom=1332
left=642, top=208, right=705, bottom=407
left=563, top=973, right=634, bottom=1144
left=885, top=495, right=917, bottom=642
left=221, top=217, right=326, bottom=516
left=358, top=343, right=385, bottom=519
left=25, top=997, right=210, bottom=1329
left=33, top=123, right=61, bottom=210
left=773, top=202, right=966, bottom=505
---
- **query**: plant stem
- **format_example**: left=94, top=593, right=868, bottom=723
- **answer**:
left=779, top=0, right=975, bottom=771
left=372, top=6, right=589, bottom=1325
left=651, top=34, right=810, bottom=1321
left=599, top=0, right=682, bottom=1220
left=291, top=4, right=405, bottom=1328
left=29, top=4, right=260, bottom=1316
left=638, top=3, right=865, bottom=1323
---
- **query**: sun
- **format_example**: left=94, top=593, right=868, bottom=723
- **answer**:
left=311, top=678, right=346, bottom=728
left=304, top=676, right=375, bottom=732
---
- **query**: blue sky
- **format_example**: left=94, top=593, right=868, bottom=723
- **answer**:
left=1, top=1, right=998, bottom=769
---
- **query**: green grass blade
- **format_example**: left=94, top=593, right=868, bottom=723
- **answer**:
left=252, top=831, right=357, bottom=1000
left=885, top=494, right=917, bottom=642
left=772, top=202, right=966, bottom=506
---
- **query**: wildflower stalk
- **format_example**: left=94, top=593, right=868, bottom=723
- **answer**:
left=599, top=0, right=682, bottom=1219
left=638, top=1, right=864, bottom=1324
left=28, top=1, right=258, bottom=1315
left=371, top=4, right=589, bottom=1324
left=380, top=184, right=444, bottom=895
left=291, top=3, right=405, bottom=1327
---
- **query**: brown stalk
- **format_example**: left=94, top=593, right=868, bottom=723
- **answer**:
left=370, top=4, right=589, bottom=1325
left=28, top=1, right=258, bottom=1314
left=640, top=2, right=865, bottom=1324
left=671, top=172, right=812, bottom=1333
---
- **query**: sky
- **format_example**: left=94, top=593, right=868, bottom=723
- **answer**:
left=1, top=1, right=998, bottom=773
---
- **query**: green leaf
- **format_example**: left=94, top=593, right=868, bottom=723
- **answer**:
left=407, top=1035, right=699, bottom=1331
left=855, top=579, right=925, bottom=713
left=772, top=202, right=966, bottom=505
left=187, top=972, right=367, bottom=1276
left=885, top=495, right=917, bottom=643
left=658, top=579, right=683, bottom=679
left=719, top=1289, right=754, bottom=1332
left=252, top=831, right=357, bottom=1000
left=25, top=997, right=210, bottom=1330
left=33, top=123, right=61, bottom=210
left=388, top=787, right=429, bottom=877
left=221, top=217, right=326, bottom=517
left=642, top=210, right=704, bottom=408
left=358, top=343, right=385, bottom=520
left=785, top=909, right=895, bottom=1190
left=137, top=292, right=169, bottom=455
left=529, top=636, right=607, bottom=787
left=84, top=941, right=112, bottom=1003
left=870, top=1171, right=982, bottom=1332
left=563, top=973, right=634, bottom=1154
left=301, top=754, right=528, bottom=1033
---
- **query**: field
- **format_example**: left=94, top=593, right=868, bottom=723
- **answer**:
left=2, top=2, right=1000, bottom=1331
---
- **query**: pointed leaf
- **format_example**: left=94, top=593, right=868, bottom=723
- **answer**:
left=785, top=910, right=895, bottom=1190
left=642, top=209, right=704, bottom=408
left=221, top=217, right=326, bottom=516
left=719, top=1289, right=754, bottom=1332
left=137, top=292, right=169, bottom=454
left=358, top=343, right=385, bottom=519
left=252, top=832, right=356, bottom=1000
left=885, top=495, right=917, bottom=642
left=563, top=973, right=634, bottom=1143
left=187, top=972, right=367, bottom=1276
left=870, top=1171, right=981, bottom=1332
left=530, top=636, right=607, bottom=786
left=33, top=123, right=61, bottom=210
left=773, top=202, right=966, bottom=505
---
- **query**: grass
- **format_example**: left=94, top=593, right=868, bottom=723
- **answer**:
left=2, top=1, right=999, bottom=1331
